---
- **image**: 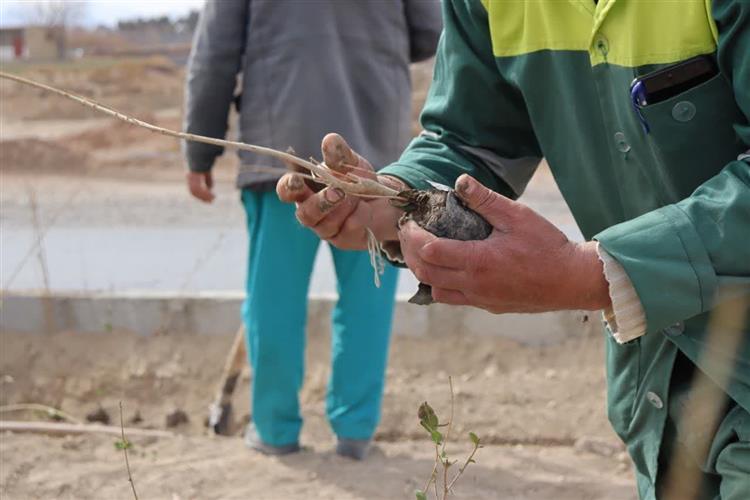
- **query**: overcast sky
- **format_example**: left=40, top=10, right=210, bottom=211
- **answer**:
left=0, top=0, right=206, bottom=28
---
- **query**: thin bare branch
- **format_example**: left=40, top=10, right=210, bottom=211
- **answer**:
left=0, top=420, right=172, bottom=438
left=0, top=71, right=402, bottom=200
left=433, top=444, right=440, bottom=500
left=26, top=186, right=50, bottom=292
left=440, top=376, right=455, bottom=499
left=119, top=401, right=139, bottom=500
left=423, top=453, right=439, bottom=496
left=0, top=403, right=82, bottom=424
left=441, top=376, right=455, bottom=456
left=446, top=441, right=481, bottom=493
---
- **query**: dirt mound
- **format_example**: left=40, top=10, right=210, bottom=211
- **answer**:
left=0, top=330, right=617, bottom=444
left=0, top=138, right=89, bottom=172
left=1, top=56, right=184, bottom=121
left=68, top=111, right=161, bottom=150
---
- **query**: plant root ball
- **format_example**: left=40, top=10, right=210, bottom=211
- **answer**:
left=397, top=189, right=492, bottom=305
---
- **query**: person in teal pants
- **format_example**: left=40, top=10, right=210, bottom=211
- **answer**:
left=241, top=190, right=398, bottom=455
left=183, top=0, right=442, bottom=459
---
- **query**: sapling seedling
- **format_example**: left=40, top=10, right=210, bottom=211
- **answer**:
left=117, top=401, right=139, bottom=500
left=0, top=71, right=492, bottom=301
left=394, top=186, right=492, bottom=304
left=415, top=377, right=483, bottom=500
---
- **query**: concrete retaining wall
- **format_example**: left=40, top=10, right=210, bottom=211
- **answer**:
left=0, top=291, right=601, bottom=346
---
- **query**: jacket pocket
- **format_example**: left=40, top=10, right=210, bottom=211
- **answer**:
left=640, top=73, right=746, bottom=202
left=605, top=331, right=640, bottom=440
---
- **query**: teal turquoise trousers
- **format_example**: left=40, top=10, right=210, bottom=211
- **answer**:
left=241, top=190, right=399, bottom=447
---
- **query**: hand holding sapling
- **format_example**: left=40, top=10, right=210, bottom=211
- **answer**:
left=399, top=175, right=611, bottom=313
left=277, top=133, right=405, bottom=249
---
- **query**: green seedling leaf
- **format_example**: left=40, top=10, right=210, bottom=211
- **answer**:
left=418, top=402, right=439, bottom=430
left=114, top=439, right=132, bottom=450
left=430, top=429, right=443, bottom=445
left=469, top=432, right=480, bottom=446
left=415, top=490, right=427, bottom=500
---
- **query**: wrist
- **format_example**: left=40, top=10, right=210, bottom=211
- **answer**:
left=569, top=241, right=612, bottom=311
left=370, top=175, right=408, bottom=242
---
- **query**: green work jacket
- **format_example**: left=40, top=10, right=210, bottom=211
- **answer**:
left=381, top=1, right=749, bottom=497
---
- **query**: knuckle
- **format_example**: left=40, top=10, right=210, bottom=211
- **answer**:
left=315, top=220, right=340, bottom=240
left=341, top=214, right=363, bottom=237
left=466, top=242, right=487, bottom=272
left=430, top=287, right=446, bottom=303
left=418, top=241, right=441, bottom=264
left=330, top=236, right=356, bottom=250
left=328, top=217, right=362, bottom=249
left=431, top=287, right=457, bottom=305
left=473, top=187, right=496, bottom=211
left=333, top=225, right=364, bottom=248
left=412, top=263, right=431, bottom=284
left=295, top=206, right=314, bottom=227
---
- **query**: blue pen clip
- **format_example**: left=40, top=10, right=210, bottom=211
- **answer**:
left=630, top=79, right=650, bottom=134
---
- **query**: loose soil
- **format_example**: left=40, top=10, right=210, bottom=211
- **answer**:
left=1, top=330, right=635, bottom=500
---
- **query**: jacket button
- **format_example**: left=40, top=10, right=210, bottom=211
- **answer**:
left=594, top=34, right=609, bottom=56
left=665, top=322, right=685, bottom=335
left=672, top=101, right=696, bottom=122
left=646, top=391, right=664, bottom=409
left=614, top=132, right=631, bottom=153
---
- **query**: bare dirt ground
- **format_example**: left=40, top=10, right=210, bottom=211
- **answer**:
left=0, top=330, right=635, bottom=500
left=1, top=58, right=635, bottom=499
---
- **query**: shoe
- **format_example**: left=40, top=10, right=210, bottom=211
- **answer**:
left=336, top=438, right=371, bottom=460
left=243, top=423, right=300, bottom=456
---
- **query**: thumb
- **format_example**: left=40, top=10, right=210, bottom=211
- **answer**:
left=454, top=174, right=514, bottom=227
left=321, top=133, right=374, bottom=177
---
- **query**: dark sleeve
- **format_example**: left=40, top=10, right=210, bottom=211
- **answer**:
left=403, top=0, right=443, bottom=63
left=182, top=0, right=249, bottom=172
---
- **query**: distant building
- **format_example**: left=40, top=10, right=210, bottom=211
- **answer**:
left=0, top=26, right=65, bottom=61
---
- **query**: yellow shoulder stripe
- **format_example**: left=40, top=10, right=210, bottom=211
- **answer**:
left=480, top=0, right=717, bottom=67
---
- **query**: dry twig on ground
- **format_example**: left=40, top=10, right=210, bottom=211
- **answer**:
left=0, top=420, right=172, bottom=438
left=0, top=403, right=82, bottom=424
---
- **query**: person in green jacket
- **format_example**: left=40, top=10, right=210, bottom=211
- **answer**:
left=279, top=0, right=749, bottom=498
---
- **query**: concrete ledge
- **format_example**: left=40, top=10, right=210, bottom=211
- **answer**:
left=0, top=291, right=602, bottom=346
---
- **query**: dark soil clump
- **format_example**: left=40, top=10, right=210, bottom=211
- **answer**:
left=397, top=189, right=492, bottom=305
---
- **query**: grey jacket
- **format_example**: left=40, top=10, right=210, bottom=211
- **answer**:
left=183, top=0, right=442, bottom=190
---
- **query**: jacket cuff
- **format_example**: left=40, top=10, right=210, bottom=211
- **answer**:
left=595, top=204, right=717, bottom=333
left=379, top=162, right=453, bottom=191
left=186, top=155, right=215, bottom=173
left=596, top=243, right=647, bottom=343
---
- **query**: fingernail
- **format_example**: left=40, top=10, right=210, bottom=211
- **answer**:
left=318, top=188, right=344, bottom=213
left=455, top=175, right=473, bottom=197
left=324, top=188, right=345, bottom=204
left=287, top=175, right=304, bottom=191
